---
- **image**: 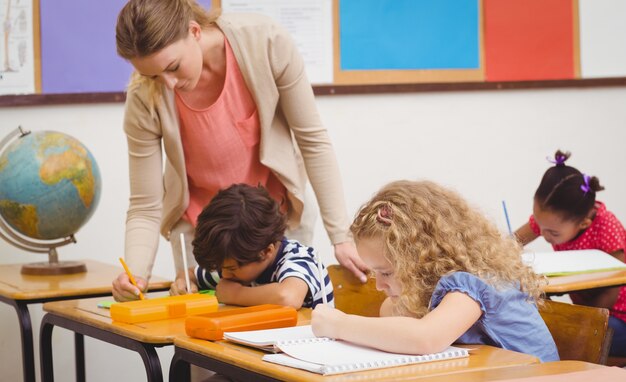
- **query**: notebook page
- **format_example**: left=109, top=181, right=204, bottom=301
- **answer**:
left=277, top=340, right=466, bottom=366
left=264, top=344, right=469, bottom=375
left=262, top=353, right=324, bottom=374
left=223, top=325, right=316, bottom=347
left=522, top=249, right=626, bottom=276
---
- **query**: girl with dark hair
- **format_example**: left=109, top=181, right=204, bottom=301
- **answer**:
left=515, top=150, right=626, bottom=356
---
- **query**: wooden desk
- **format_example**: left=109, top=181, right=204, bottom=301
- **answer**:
left=543, top=269, right=626, bottom=295
left=0, top=260, right=170, bottom=382
left=169, top=336, right=539, bottom=381
left=412, top=360, right=607, bottom=381
left=39, top=297, right=310, bottom=382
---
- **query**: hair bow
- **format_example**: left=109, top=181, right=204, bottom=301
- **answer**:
left=580, top=174, right=591, bottom=194
left=376, top=204, right=393, bottom=225
left=547, top=154, right=567, bottom=166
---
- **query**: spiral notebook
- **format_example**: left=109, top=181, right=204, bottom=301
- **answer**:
left=225, top=325, right=468, bottom=375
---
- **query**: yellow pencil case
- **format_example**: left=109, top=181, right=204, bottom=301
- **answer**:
left=111, top=294, right=218, bottom=324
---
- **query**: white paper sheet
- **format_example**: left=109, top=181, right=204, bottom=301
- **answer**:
left=221, top=0, right=333, bottom=84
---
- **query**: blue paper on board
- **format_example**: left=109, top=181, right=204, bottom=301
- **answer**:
left=339, top=0, right=480, bottom=71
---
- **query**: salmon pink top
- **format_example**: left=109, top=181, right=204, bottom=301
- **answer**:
left=175, top=39, right=286, bottom=226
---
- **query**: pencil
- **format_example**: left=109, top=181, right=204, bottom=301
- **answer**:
left=119, top=257, right=145, bottom=300
left=315, top=252, right=328, bottom=304
left=180, top=233, right=192, bottom=294
left=502, top=200, right=513, bottom=236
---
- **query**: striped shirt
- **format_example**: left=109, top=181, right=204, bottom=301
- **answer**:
left=195, top=239, right=334, bottom=308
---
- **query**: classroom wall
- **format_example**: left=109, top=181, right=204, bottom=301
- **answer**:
left=0, top=86, right=625, bottom=381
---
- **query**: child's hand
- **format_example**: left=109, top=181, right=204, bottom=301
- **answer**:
left=169, top=277, right=198, bottom=295
left=311, top=304, right=346, bottom=339
left=169, top=268, right=198, bottom=295
left=380, top=297, right=397, bottom=317
left=215, top=278, right=243, bottom=303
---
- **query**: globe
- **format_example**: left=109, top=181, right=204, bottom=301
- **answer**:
left=0, top=128, right=102, bottom=274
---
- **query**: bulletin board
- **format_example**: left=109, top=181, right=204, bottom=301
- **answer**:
left=330, top=0, right=626, bottom=89
left=1, top=0, right=626, bottom=107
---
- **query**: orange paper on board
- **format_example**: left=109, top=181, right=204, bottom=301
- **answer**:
left=185, top=304, right=298, bottom=341
left=484, top=0, right=575, bottom=81
left=110, top=294, right=218, bottom=324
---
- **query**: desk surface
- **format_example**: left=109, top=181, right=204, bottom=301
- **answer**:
left=543, top=269, right=626, bottom=294
left=42, top=297, right=311, bottom=345
left=0, top=260, right=171, bottom=300
left=173, top=337, right=539, bottom=382
left=413, top=360, right=610, bottom=381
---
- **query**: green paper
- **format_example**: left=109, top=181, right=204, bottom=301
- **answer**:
left=97, top=300, right=116, bottom=309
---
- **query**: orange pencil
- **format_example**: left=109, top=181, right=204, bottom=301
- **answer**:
left=119, top=257, right=145, bottom=300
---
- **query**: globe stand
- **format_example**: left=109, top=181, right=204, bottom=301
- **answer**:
left=0, top=224, right=87, bottom=275
left=0, top=126, right=98, bottom=277
left=20, top=247, right=87, bottom=275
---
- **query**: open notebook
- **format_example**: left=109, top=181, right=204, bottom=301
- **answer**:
left=522, top=249, right=626, bottom=276
left=224, top=325, right=469, bottom=375
left=223, top=325, right=316, bottom=352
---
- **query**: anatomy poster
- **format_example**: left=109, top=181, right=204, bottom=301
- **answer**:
left=0, top=0, right=35, bottom=95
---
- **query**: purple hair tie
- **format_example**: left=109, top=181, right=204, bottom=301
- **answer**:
left=547, top=154, right=567, bottom=166
left=580, top=174, right=591, bottom=194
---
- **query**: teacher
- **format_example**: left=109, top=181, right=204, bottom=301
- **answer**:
left=112, top=0, right=367, bottom=301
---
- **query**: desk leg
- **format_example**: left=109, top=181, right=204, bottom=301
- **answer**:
left=170, top=347, right=280, bottom=382
left=0, top=297, right=37, bottom=382
left=75, top=333, right=85, bottom=382
left=40, top=314, right=55, bottom=382
left=16, top=302, right=36, bottom=382
left=40, top=313, right=164, bottom=382
left=169, top=349, right=191, bottom=382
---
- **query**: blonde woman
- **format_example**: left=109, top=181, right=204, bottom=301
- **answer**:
left=312, top=180, right=559, bottom=362
left=112, top=0, right=367, bottom=301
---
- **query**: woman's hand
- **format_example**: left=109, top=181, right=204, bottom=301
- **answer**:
left=112, top=272, right=147, bottom=302
left=311, top=304, right=347, bottom=339
left=334, top=242, right=369, bottom=283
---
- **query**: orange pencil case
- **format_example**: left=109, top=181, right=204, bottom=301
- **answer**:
left=185, top=304, right=298, bottom=341
left=111, top=294, right=218, bottom=324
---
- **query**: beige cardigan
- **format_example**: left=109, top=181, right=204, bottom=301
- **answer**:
left=122, top=13, right=350, bottom=279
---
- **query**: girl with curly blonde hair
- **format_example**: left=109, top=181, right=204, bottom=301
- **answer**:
left=312, top=180, right=559, bottom=362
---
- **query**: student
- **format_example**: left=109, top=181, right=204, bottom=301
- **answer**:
left=515, top=150, right=626, bottom=356
left=112, top=0, right=367, bottom=302
left=170, top=184, right=333, bottom=309
left=311, top=180, right=559, bottom=362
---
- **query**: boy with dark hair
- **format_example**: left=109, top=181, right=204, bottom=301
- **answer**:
left=170, top=184, right=333, bottom=309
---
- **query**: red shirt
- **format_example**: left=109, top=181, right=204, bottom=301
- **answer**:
left=529, top=201, right=626, bottom=322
